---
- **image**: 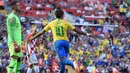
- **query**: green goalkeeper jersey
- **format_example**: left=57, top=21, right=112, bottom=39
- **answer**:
left=6, top=12, right=21, bottom=46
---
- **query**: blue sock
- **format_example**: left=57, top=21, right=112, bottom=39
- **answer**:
left=62, top=59, right=74, bottom=68
left=60, top=62, right=65, bottom=73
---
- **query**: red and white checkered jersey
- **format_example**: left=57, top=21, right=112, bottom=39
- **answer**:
left=26, top=34, right=37, bottom=54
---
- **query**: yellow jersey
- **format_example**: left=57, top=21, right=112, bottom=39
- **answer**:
left=98, top=19, right=103, bottom=25
left=86, top=51, right=91, bottom=56
left=44, top=54, right=48, bottom=60
left=90, top=59, right=93, bottom=64
left=99, top=46, right=104, bottom=51
left=113, top=38, right=118, bottom=45
left=42, top=20, right=47, bottom=26
left=80, top=65, right=84, bottom=70
left=79, top=49, right=84, bottom=56
left=95, top=50, right=99, bottom=56
left=101, top=39, right=109, bottom=47
left=119, top=8, right=124, bottom=12
left=44, top=19, right=75, bottom=42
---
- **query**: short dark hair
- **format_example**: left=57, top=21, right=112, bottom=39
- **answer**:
left=12, top=5, right=17, bottom=10
left=10, top=1, right=19, bottom=10
left=55, top=9, right=64, bottom=18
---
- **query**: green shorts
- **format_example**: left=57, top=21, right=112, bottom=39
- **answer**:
left=8, top=43, right=22, bottom=57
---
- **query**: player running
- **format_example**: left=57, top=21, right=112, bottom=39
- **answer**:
left=25, top=25, right=39, bottom=73
left=6, top=1, right=22, bottom=73
left=29, top=8, right=88, bottom=73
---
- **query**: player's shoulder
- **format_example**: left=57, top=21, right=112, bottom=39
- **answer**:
left=62, top=19, right=68, bottom=22
left=62, top=19, right=71, bottom=25
left=7, top=12, right=15, bottom=19
left=48, top=19, right=57, bottom=24
left=49, top=19, right=68, bottom=23
left=8, top=12, right=15, bottom=17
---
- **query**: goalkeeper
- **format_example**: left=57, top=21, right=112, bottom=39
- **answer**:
left=6, top=1, right=22, bottom=73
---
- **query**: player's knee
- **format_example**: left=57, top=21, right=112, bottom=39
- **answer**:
left=17, top=57, right=22, bottom=62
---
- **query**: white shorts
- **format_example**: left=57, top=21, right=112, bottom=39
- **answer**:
left=27, top=53, right=38, bottom=65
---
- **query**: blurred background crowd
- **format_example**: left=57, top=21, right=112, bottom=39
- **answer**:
left=1, top=0, right=130, bottom=73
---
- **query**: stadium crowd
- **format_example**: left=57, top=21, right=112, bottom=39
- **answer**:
left=1, top=0, right=130, bottom=73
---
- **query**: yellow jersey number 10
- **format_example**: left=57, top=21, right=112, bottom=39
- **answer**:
left=55, top=26, right=64, bottom=36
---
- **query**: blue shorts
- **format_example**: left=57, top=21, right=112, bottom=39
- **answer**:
left=54, top=40, right=69, bottom=59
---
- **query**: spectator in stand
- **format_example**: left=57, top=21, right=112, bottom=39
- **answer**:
left=25, top=1, right=32, bottom=10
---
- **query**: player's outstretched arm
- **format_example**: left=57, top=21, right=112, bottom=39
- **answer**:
left=29, top=29, right=46, bottom=41
left=73, top=28, right=88, bottom=36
